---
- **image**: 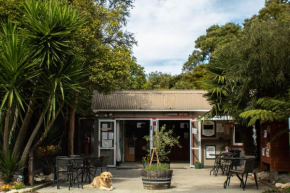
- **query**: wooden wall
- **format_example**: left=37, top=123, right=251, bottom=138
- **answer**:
left=260, top=122, right=290, bottom=172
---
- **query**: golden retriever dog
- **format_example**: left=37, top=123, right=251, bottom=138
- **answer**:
left=91, top=172, right=113, bottom=191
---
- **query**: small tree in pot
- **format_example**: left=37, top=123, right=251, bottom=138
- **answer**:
left=142, top=125, right=181, bottom=190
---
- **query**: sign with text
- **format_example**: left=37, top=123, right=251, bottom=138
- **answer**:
left=167, top=113, right=189, bottom=116
left=206, top=145, right=216, bottom=159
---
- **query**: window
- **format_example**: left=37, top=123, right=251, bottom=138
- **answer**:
left=233, top=125, right=243, bottom=146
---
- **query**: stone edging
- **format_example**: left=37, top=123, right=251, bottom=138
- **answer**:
left=259, top=179, right=277, bottom=189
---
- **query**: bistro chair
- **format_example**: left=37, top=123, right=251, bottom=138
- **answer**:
left=210, top=153, right=226, bottom=176
left=85, top=156, right=104, bottom=182
left=54, top=156, right=73, bottom=190
left=224, top=156, right=258, bottom=191
left=70, top=155, right=84, bottom=188
left=220, top=152, right=234, bottom=175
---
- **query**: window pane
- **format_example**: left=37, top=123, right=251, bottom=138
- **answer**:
left=235, top=126, right=242, bottom=143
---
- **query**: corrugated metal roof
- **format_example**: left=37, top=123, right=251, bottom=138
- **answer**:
left=91, top=90, right=212, bottom=111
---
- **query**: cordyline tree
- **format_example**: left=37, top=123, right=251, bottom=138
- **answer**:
left=0, top=0, right=86, bottom=168
left=199, top=0, right=290, bottom=157
left=0, top=0, right=146, bottom=163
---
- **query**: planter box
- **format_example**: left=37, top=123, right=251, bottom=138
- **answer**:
left=194, top=163, right=202, bottom=169
left=35, top=150, right=60, bottom=158
left=141, top=169, right=173, bottom=190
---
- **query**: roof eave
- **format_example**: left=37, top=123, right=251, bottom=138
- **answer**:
left=93, top=109, right=210, bottom=113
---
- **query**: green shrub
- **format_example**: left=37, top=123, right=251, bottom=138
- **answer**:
left=145, top=163, right=170, bottom=171
left=0, top=150, right=21, bottom=183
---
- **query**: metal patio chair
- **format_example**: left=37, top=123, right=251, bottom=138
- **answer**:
left=224, top=156, right=258, bottom=191
left=70, top=155, right=84, bottom=188
left=85, top=156, right=104, bottom=182
left=54, top=156, right=73, bottom=190
left=220, top=152, right=234, bottom=175
left=210, top=153, right=227, bottom=176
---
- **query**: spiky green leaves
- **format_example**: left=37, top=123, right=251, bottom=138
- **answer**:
left=0, top=22, right=39, bottom=110
left=21, top=0, right=84, bottom=68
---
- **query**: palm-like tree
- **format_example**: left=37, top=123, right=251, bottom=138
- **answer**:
left=0, top=22, right=39, bottom=154
left=0, top=0, right=85, bottom=168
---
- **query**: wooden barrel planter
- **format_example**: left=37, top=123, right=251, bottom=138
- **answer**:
left=141, top=169, right=173, bottom=190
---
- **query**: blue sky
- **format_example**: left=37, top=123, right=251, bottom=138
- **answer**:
left=126, top=0, right=265, bottom=75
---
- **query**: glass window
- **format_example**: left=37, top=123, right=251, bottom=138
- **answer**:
left=233, top=125, right=243, bottom=145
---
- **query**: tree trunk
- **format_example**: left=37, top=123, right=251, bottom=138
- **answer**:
left=9, top=106, right=19, bottom=145
left=13, top=99, right=35, bottom=157
left=68, top=94, right=78, bottom=156
left=19, top=110, right=46, bottom=168
left=255, top=120, right=261, bottom=164
left=3, top=105, right=11, bottom=154
left=32, top=105, right=63, bottom=150
left=239, top=124, right=256, bottom=156
left=68, top=107, right=76, bottom=156
left=19, top=97, right=51, bottom=168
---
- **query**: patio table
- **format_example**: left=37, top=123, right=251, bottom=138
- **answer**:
left=55, top=157, right=84, bottom=190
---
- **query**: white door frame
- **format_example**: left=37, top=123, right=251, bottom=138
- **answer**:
left=115, top=118, right=153, bottom=162
left=190, top=119, right=201, bottom=167
left=98, top=119, right=116, bottom=167
left=156, top=118, right=198, bottom=167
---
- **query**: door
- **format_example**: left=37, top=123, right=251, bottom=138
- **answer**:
left=190, top=120, right=201, bottom=167
left=98, top=119, right=116, bottom=167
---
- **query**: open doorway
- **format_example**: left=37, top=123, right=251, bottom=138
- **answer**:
left=122, top=120, right=150, bottom=162
left=158, top=120, right=190, bottom=162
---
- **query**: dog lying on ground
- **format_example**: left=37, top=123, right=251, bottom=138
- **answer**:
left=90, top=172, right=113, bottom=191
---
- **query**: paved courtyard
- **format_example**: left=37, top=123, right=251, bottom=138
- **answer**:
left=37, top=163, right=270, bottom=193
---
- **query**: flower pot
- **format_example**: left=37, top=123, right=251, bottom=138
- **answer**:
left=194, top=162, right=202, bottom=169
left=141, top=169, right=173, bottom=190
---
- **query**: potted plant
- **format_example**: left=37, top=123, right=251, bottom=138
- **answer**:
left=35, top=145, right=62, bottom=158
left=194, top=160, right=202, bottom=169
left=141, top=125, right=181, bottom=190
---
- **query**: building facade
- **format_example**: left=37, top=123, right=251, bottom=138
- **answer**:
left=90, top=90, right=243, bottom=167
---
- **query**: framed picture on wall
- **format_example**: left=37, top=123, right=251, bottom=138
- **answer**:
left=206, top=145, right=216, bottom=159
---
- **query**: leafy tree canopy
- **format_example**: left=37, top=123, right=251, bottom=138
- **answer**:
left=201, top=0, right=290, bottom=124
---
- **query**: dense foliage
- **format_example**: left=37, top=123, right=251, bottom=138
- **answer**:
left=202, top=0, right=290, bottom=124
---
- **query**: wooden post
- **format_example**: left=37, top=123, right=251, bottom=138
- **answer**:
left=149, top=148, right=160, bottom=166
left=28, top=151, right=34, bottom=186
left=149, top=148, right=155, bottom=166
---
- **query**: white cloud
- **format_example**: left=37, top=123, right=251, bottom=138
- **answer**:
left=126, top=0, right=265, bottom=75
